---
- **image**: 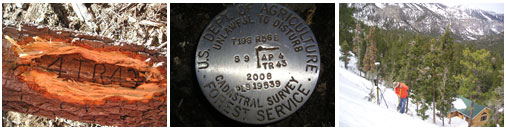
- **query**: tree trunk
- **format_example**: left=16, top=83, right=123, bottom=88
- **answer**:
left=354, top=24, right=362, bottom=77
left=406, top=75, right=411, bottom=113
left=441, top=95, right=445, bottom=126
left=468, top=100, right=474, bottom=127
left=2, top=24, right=167, bottom=126
left=449, top=114, right=452, bottom=124
left=405, top=92, right=409, bottom=114
left=416, top=102, right=419, bottom=112
left=442, top=114, right=445, bottom=126
left=442, top=67, right=447, bottom=126
left=433, top=90, right=436, bottom=124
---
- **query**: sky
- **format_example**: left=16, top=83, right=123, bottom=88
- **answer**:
left=442, top=3, right=504, bottom=14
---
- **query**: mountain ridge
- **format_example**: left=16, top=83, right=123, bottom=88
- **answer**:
left=349, top=3, right=504, bottom=41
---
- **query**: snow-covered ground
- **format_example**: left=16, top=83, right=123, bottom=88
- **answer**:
left=339, top=52, right=468, bottom=127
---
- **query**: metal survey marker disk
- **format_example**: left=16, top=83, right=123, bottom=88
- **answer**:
left=195, top=3, right=320, bottom=124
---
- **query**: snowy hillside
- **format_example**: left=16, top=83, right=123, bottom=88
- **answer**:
left=339, top=53, right=469, bottom=127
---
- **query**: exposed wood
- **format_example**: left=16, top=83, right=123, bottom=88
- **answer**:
left=2, top=24, right=167, bottom=127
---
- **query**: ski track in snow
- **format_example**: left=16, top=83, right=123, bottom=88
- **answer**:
left=339, top=54, right=469, bottom=127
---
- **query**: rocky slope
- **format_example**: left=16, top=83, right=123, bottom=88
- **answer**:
left=349, top=3, right=503, bottom=41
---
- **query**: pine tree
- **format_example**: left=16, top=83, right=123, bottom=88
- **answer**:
left=352, top=23, right=363, bottom=75
left=455, top=48, right=493, bottom=127
left=404, top=37, right=424, bottom=113
left=421, top=38, right=444, bottom=124
left=437, top=27, right=457, bottom=126
left=418, top=100, right=430, bottom=120
left=340, top=40, right=352, bottom=69
left=411, top=36, right=431, bottom=119
left=484, top=53, right=503, bottom=126
left=339, top=3, right=355, bottom=44
left=362, top=28, right=377, bottom=79
left=485, top=81, right=504, bottom=126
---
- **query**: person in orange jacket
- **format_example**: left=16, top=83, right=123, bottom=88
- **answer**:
left=393, top=82, right=409, bottom=114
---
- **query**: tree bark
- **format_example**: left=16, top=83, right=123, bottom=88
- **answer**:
left=442, top=113, right=445, bottom=126
left=441, top=67, right=447, bottom=126
left=2, top=24, right=167, bottom=127
left=469, top=99, right=474, bottom=127
left=416, top=102, right=419, bottom=113
left=405, top=91, right=409, bottom=114
left=406, top=75, right=411, bottom=114
left=353, top=24, right=362, bottom=77
left=449, top=114, right=452, bottom=124
left=433, top=90, right=436, bottom=124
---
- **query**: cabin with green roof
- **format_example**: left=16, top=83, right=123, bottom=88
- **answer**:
left=447, top=95, right=489, bottom=127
